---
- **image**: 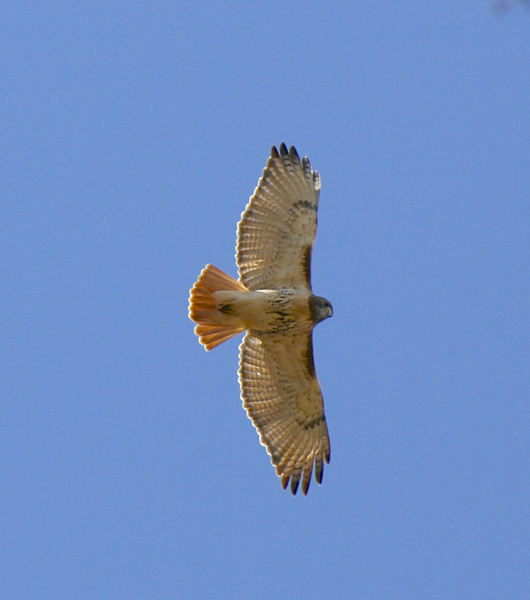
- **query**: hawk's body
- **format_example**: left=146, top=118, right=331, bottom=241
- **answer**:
left=189, top=144, right=332, bottom=495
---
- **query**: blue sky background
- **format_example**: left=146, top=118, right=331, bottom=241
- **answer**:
left=2, top=2, right=530, bottom=599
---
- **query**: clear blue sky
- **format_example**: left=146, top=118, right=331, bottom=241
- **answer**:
left=2, top=2, right=530, bottom=599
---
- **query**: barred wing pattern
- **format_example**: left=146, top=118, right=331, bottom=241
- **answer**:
left=236, top=144, right=321, bottom=291
left=239, top=331, right=330, bottom=495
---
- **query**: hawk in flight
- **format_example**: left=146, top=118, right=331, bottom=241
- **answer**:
left=189, top=144, right=332, bottom=495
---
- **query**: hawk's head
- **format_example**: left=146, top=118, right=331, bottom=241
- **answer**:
left=310, top=295, right=333, bottom=325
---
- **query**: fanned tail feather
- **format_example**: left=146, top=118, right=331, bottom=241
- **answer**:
left=188, top=264, right=248, bottom=350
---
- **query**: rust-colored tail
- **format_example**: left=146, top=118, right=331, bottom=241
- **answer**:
left=188, top=264, right=248, bottom=351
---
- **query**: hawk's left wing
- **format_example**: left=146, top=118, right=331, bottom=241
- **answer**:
left=239, top=330, right=330, bottom=495
left=236, top=144, right=321, bottom=292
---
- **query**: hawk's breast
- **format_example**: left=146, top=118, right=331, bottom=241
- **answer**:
left=213, top=288, right=313, bottom=333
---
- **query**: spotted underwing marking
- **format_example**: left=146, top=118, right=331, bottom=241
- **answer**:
left=292, top=199, right=316, bottom=212
left=301, top=244, right=312, bottom=284
left=297, top=414, right=326, bottom=430
left=303, top=335, right=316, bottom=378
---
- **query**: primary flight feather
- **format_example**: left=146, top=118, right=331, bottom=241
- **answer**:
left=188, top=144, right=332, bottom=495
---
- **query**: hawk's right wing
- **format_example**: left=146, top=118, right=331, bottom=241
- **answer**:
left=236, top=144, right=321, bottom=292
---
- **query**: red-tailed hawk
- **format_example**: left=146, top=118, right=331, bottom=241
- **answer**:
left=189, top=144, right=332, bottom=495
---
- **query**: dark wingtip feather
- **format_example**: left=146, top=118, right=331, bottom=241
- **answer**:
left=315, top=471, right=322, bottom=485
left=315, top=458, right=324, bottom=484
left=290, top=476, right=300, bottom=495
left=271, top=145, right=279, bottom=158
left=289, top=145, right=300, bottom=161
left=279, top=142, right=289, bottom=156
